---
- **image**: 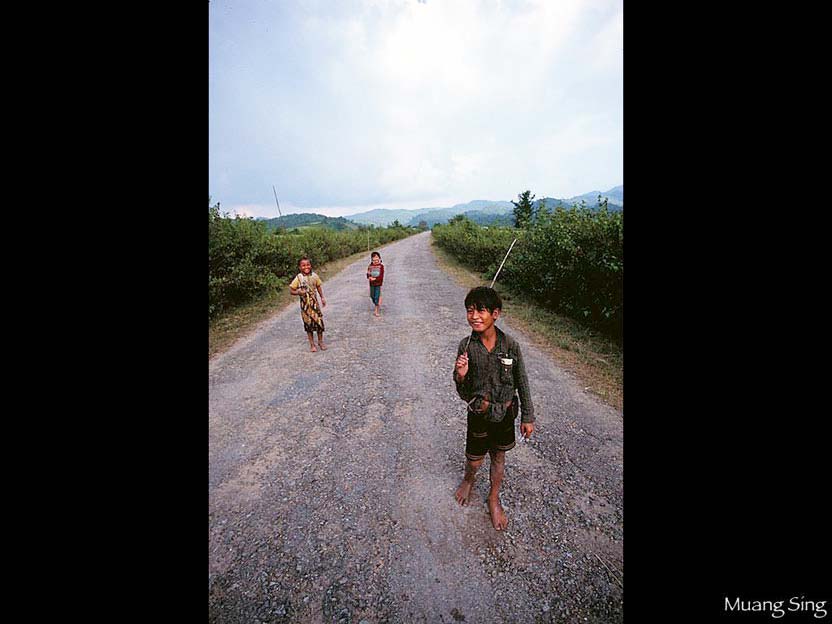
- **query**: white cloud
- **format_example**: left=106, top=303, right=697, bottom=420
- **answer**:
left=210, top=0, right=623, bottom=216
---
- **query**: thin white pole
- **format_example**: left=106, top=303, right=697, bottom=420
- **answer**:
left=272, top=185, right=282, bottom=217
left=489, top=238, right=518, bottom=288
left=462, top=237, right=518, bottom=354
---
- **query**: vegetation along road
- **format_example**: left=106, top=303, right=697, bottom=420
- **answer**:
left=209, top=231, right=623, bottom=623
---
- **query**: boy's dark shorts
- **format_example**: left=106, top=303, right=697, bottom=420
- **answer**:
left=465, top=401, right=518, bottom=460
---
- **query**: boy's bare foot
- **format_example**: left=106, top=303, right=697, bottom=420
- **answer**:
left=454, top=480, right=473, bottom=506
left=310, top=344, right=317, bottom=352
left=487, top=496, right=508, bottom=530
left=318, top=342, right=327, bottom=350
left=373, top=311, right=380, bottom=317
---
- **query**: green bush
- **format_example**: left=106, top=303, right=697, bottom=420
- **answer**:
left=209, top=201, right=417, bottom=318
left=433, top=206, right=622, bottom=340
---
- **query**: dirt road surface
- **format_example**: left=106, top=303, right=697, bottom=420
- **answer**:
left=209, top=231, right=623, bottom=623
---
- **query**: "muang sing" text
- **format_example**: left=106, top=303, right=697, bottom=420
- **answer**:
left=725, top=596, right=827, bottom=619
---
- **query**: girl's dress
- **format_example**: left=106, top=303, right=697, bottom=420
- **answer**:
left=289, top=271, right=325, bottom=333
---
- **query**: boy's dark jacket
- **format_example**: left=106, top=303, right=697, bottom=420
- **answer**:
left=453, top=327, right=535, bottom=424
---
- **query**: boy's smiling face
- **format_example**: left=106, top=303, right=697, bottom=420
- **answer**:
left=299, top=259, right=312, bottom=275
left=467, top=304, right=500, bottom=334
left=371, top=256, right=380, bottom=265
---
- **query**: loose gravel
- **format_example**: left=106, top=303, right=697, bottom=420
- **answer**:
left=209, top=231, right=623, bottom=623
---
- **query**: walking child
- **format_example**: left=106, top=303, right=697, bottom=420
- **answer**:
left=366, top=251, right=384, bottom=317
left=289, top=257, right=327, bottom=352
left=452, top=286, right=535, bottom=531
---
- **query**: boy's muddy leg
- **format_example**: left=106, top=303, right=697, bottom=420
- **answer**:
left=487, top=450, right=508, bottom=530
left=306, top=332, right=317, bottom=352
left=317, top=330, right=326, bottom=350
left=455, top=457, right=483, bottom=506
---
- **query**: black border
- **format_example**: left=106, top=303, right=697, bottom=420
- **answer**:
left=91, top=2, right=831, bottom=620
left=623, top=5, right=828, bottom=621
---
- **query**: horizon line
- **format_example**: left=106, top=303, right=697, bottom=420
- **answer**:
left=223, top=185, right=623, bottom=220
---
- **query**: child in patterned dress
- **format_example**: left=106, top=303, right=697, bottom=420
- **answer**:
left=289, top=257, right=327, bottom=352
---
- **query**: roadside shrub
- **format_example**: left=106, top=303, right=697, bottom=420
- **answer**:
left=209, top=201, right=418, bottom=318
left=433, top=207, right=622, bottom=340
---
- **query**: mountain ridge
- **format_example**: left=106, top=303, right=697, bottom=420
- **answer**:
left=343, top=185, right=622, bottom=226
left=256, top=213, right=360, bottom=231
left=251, top=185, right=623, bottom=229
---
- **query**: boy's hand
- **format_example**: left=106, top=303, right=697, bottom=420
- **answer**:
left=455, top=353, right=469, bottom=379
left=520, top=422, right=534, bottom=439
left=320, top=297, right=326, bottom=307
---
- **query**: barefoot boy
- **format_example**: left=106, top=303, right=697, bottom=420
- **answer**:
left=452, top=286, right=535, bottom=530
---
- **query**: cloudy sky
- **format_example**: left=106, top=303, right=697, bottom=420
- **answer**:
left=209, top=0, right=622, bottom=218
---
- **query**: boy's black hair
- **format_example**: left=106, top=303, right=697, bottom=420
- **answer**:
left=297, top=256, right=310, bottom=269
left=464, top=286, right=502, bottom=313
left=370, top=251, right=381, bottom=260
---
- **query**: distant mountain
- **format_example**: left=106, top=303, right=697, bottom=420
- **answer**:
left=530, top=187, right=623, bottom=214
left=257, top=213, right=360, bottom=231
left=406, top=201, right=515, bottom=227
left=564, top=185, right=623, bottom=208
left=340, top=208, right=436, bottom=227
left=533, top=197, right=570, bottom=210
left=345, top=200, right=514, bottom=228
left=341, top=186, right=622, bottom=227
left=604, top=185, right=623, bottom=203
left=464, top=210, right=515, bottom=226
left=410, top=199, right=514, bottom=227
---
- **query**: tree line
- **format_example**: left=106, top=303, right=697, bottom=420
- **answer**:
left=209, top=199, right=418, bottom=319
left=433, top=191, right=623, bottom=341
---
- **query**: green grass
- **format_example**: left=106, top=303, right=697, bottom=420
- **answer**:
left=429, top=237, right=623, bottom=411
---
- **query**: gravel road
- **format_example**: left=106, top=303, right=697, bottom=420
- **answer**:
left=209, top=231, right=623, bottom=623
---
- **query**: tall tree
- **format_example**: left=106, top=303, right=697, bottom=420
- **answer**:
left=512, top=190, right=535, bottom=228
left=536, top=198, right=552, bottom=222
